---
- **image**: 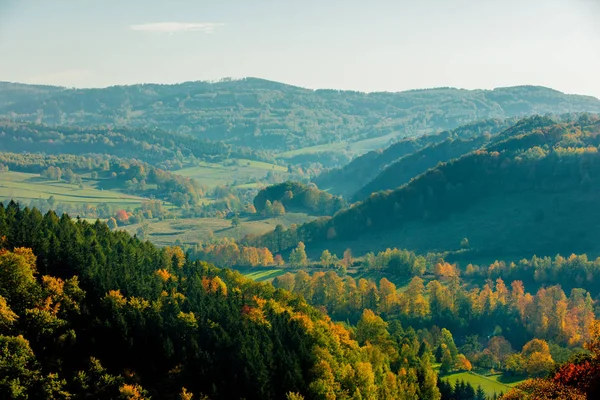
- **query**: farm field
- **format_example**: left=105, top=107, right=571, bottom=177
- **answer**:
left=441, top=371, right=523, bottom=398
left=175, top=159, right=288, bottom=187
left=0, top=171, right=147, bottom=208
left=122, top=212, right=315, bottom=247
left=238, top=268, right=287, bottom=282
left=278, top=129, right=424, bottom=159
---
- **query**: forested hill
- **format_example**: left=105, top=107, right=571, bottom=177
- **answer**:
left=251, top=114, right=600, bottom=259
left=0, top=202, right=443, bottom=399
left=3, top=79, right=600, bottom=151
left=0, top=120, right=235, bottom=166
left=350, top=116, right=560, bottom=201
left=314, top=118, right=517, bottom=197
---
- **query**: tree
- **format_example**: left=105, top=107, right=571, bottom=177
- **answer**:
left=440, top=346, right=453, bottom=375
left=231, top=216, right=241, bottom=228
left=107, top=217, right=118, bottom=230
left=320, top=250, right=334, bottom=268
left=356, top=309, right=389, bottom=346
left=342, top=248, right=353, bottom=269
left=0, top=335, right=38, bottom=399
left=136, top=222, right=150, bottom=240
left=115, top=210, right=129, bottom=225
left=475, top=385, right=487, bottom=400
left=455, top=354, right=472, bottom=371
left=271, top=201, right=286, bottom=216
left=289, top=242, right=308, bottom=267
left=263, top=200, right=273, bottom=217
left=460, top=238, right=470, bottom=249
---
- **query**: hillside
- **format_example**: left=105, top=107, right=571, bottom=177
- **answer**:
left=251, top=114, right=600, bottom=260
left=0, top=202, right=443, bottom=399
left=3, top=79, right=600, bottom=154
left=351, top=116, right=559, bottom=201
left=314, top=118, right=519, bottom=197
left=253, top=181, right=346, bottom=216
left=0, top=120, right=239, bottom=167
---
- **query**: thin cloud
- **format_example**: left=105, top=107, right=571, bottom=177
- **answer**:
left=130, top=22, right=224, bottom=34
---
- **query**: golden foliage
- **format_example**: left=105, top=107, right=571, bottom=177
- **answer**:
left=0, top=295, right=18, bottom=327
left=155, top=268, right=174, bottom=282
left=164, top=246, right=186, bottom=269
left=105, top=289, right=127, bottom=308
left=119, top=383, right=147, bottom=400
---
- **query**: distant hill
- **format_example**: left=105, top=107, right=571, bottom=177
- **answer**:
left=2, top=79, right=600, bottom=154
left=251, top=114, right=600, bottom=260
left=314, top=118, right=518, bottom=197
left=0, top=120, right=233, bottom=167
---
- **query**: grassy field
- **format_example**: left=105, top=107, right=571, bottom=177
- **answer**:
left=122, top=212, right=315, bottom=247
left=442, top=371, right=523, bottom=397
left=238, top=268, right=287, bottom=282
left=175, top=159, right=288, bottom=187
left=278, top=130, right=425, bottom=159
left=0, top=171, right=147, bottom=208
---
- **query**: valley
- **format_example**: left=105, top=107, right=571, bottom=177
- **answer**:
left=1, top=80, right=600, bottom=400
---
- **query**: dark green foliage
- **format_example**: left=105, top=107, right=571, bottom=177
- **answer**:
left=253, top=181, right=346, bottom=216
left=316, top=118, right=518, bottom=197
left=353, top=135, right=490, bottom=201
left=253, top=115, right=600, bottom=259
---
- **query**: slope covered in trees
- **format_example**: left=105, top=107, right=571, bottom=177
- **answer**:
left=314, top=118, right=518, bottom=197
left=0, top=120, right=239, bottom=167
left=0, top=202, right=443, bottom=399
left=253, top=181, right=346, bottom=216
left=351, top=116, right=560, bottom=201
left=251, top=114, right=600, bottom=259
left=3, top=79, right=600, bottom=152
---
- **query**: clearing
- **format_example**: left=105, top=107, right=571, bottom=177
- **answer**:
left=0, top=171, right=147, bottom=208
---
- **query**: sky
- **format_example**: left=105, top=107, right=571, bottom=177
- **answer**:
left=0, top=0, right=599, bottom=97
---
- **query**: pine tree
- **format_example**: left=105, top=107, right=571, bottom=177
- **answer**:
left=475, top=385, right=487, bottom=400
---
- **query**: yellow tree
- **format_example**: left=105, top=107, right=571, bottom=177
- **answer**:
left=378, top=278, right=398, bottom=314
left=405, top=277, right=429, bottom=319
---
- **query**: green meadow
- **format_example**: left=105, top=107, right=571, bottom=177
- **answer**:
left=0, top=171, right=146, bottom=208
left=441, top=371, right=523, bottom=398
left=175, top=159, right=288, bottom=187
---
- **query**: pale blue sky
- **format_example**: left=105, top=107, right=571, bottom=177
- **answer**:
left=1, top=0, right=599, bottom=97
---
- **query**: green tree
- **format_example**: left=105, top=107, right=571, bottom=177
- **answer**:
left=107, top=217, right=118, bottom=230
left=0, top=335, right=38, bottom=399
left=289, top=242, right=308, bottom=267
left=475, top=385, right=486, bottom=400
left=320, top=250, right=334, bottom=268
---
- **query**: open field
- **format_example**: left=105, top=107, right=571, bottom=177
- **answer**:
left=238, top=268, right=287, bottom=282
left=175, top=159, right=288, bottom=187
left=442, top=371, right=522, bottom=397
left=278, top=130, right=427, bottom=159
left=122, top=212, right=315, bottom=247
left=0, top=171, right=147, bottom=208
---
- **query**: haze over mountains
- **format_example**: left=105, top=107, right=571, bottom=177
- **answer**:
left=2, top=79, right=600, bottom=161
